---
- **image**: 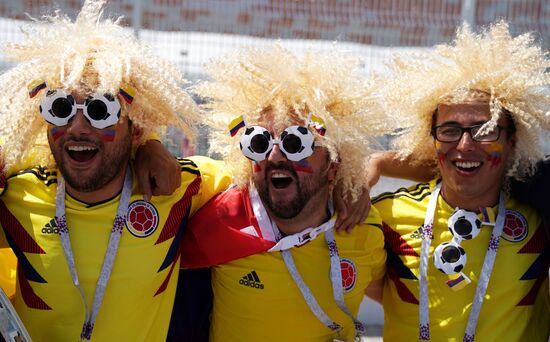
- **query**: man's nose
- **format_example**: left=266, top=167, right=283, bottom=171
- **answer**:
left=267, top=143, right=288, bottom=163
left=456, top=130, right=476, bottom=152
left=65, top=111, right=92, bottom=135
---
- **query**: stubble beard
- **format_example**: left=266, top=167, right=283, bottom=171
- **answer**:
left=53, top=134, right=132, bottom=193
left=257, top=162, right=328, bottom=220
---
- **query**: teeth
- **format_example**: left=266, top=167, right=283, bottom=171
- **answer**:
left=272, top=172, right=290, bottom=178
left=67, top=146, right=97, bottom=152
left=455, top=161, right=481, bottom=169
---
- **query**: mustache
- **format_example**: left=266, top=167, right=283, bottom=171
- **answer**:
left=62, top=136, right=101, bottom=147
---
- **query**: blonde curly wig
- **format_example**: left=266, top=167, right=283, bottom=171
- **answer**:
left=194, top=45, right=391, bottom=199
left=0, top=0, right=198, bottom=171
left=384, top=20, right=550, bottom=180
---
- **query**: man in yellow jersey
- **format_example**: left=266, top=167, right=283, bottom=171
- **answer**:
left=369, top=21, right=549, bottom=341
left=176, top=46, right=389, bottom=341
left=0, top=0, right=232, bottom=340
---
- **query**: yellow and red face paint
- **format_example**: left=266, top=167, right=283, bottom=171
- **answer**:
left=252, top=159, right=314, bottom=174
left=99, top=128, right=117, bottom=142
left=435, top=141, right=446, bottom=162
left=485, top=143, right=504, bottom=167
left=253, top=161, right=262, bottom=173
left=51, top=125, right=117, bottom=142
left=293, top=158, right=314, bottom=173
left=50, top=126, right=66, bottom=141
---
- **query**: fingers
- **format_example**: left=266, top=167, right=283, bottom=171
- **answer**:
left=333, top=192, right=348, bottom=232
left=137, top=169, right=153, bottom=202
left=150, top=164, right=181, bottom=196
left=150, top=158, right=181, bottom=196
left=343, top=200, right=371, bottom=233
left=135, top=140, right=182, bottom=200
left=334, top=186, right=372, bottom=234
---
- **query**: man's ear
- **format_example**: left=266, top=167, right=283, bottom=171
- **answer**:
left=131, top=125, right=144, bottom=145
left=508, top=133, right=517, bottom=149
left=327, top=160, right=339, bottom=183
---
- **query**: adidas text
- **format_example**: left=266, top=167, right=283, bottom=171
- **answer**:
left=239, top=271, right=264, bottom=290
left=42, top=227, right=60, bottom=234
left=239, top=279, right=264, bottom=289
left=41, top=218, right=59, bottom=234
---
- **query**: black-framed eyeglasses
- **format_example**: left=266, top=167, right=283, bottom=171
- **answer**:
left=431, top=123, right=512, bottom=143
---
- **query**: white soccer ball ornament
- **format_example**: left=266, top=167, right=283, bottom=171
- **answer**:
left=40, top=89, right=76, bottom=126
left=240, top=126, right=273, bottom=161
left=84, top=93, right=121, bottom=128
left=447, top=209, right=482, bottom=240
left=279, top=125, right=314, bottom=162
left=433, top=240, right=467, bottom=274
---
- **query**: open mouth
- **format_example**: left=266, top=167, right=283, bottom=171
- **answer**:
left=270, top=172, right=294, bottom=189
left=453, top=160, right=481, bottom=172
left=66, top=145, right=98, bottom=163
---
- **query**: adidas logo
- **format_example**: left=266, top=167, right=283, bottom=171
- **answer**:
left=239, top=270, right=264, bottom=290
left=41, top=218, right=59, bottom=234
left=410, top=226, right=424, bottom=239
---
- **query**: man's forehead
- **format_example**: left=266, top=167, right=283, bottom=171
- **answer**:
left=437, top=102, right=491, bottom=116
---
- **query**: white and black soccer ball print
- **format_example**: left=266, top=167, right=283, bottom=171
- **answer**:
left=433, top=240, right=467, bottom=274
left=448, top=209, right=482, bottom=240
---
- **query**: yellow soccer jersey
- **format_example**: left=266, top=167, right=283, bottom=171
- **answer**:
left=372, top=180, right=550, bottom=342
left=0, top=248, right=17, bottom=298
left=210, top=207, right=386, bottom=342
left=0, top=156, right=231, bottom=341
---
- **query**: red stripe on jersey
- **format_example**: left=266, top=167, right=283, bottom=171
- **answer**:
left=155, top=255, right=177, bottom=297
left=517, top=277, right=545, bottom=306
left=18, top=263, right=51, bottom=310
left=383, top=222, right=419, bottom=257
left=156, top=176, right=201, bottom=245
left=0, top=170, right=5, bottom=192
left=0, top=201, right=45, bottom=254
left=388, top=265, right=418, bottom=304
left=518, top=224, right=546, bottom=253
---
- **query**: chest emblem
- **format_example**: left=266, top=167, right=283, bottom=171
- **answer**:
left=340, top=258, right=357, bottom=292
left=125, top=200, right=159, bottom=238
left=501, top=209, right=528, bottom=243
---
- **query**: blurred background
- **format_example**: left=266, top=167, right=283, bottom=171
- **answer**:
left=0, top=0, right=548, bottom=338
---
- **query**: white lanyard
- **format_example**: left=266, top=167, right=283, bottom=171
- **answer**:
left=56, top=167, right=132, bottom=340
left=248, top=186, right=364, bottom=338
left=419, top=182, right=506, bottom=341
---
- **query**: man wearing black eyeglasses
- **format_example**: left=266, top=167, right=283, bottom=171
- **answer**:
left=367, top=21, right=549, bottom=341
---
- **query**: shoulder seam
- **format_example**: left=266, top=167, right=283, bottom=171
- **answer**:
left=372, top=182, right=431, bottom=204
left=8, top=166, right=57, bottom=186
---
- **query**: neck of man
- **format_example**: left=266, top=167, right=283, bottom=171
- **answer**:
left=65, top=167, right=129, bottom=204
left=267, top=192, right=332, bottom=236
left=440, top=184, right=501, bottom=211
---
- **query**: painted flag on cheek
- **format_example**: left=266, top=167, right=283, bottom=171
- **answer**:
left=486, top=143, right=503, bottom=167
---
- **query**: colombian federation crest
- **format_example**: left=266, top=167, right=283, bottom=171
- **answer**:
left=125, top=200, right=159, bottom=238
left=340, top=258, right=357, bottom=292
left=501, top=209, right=528, bottom=243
